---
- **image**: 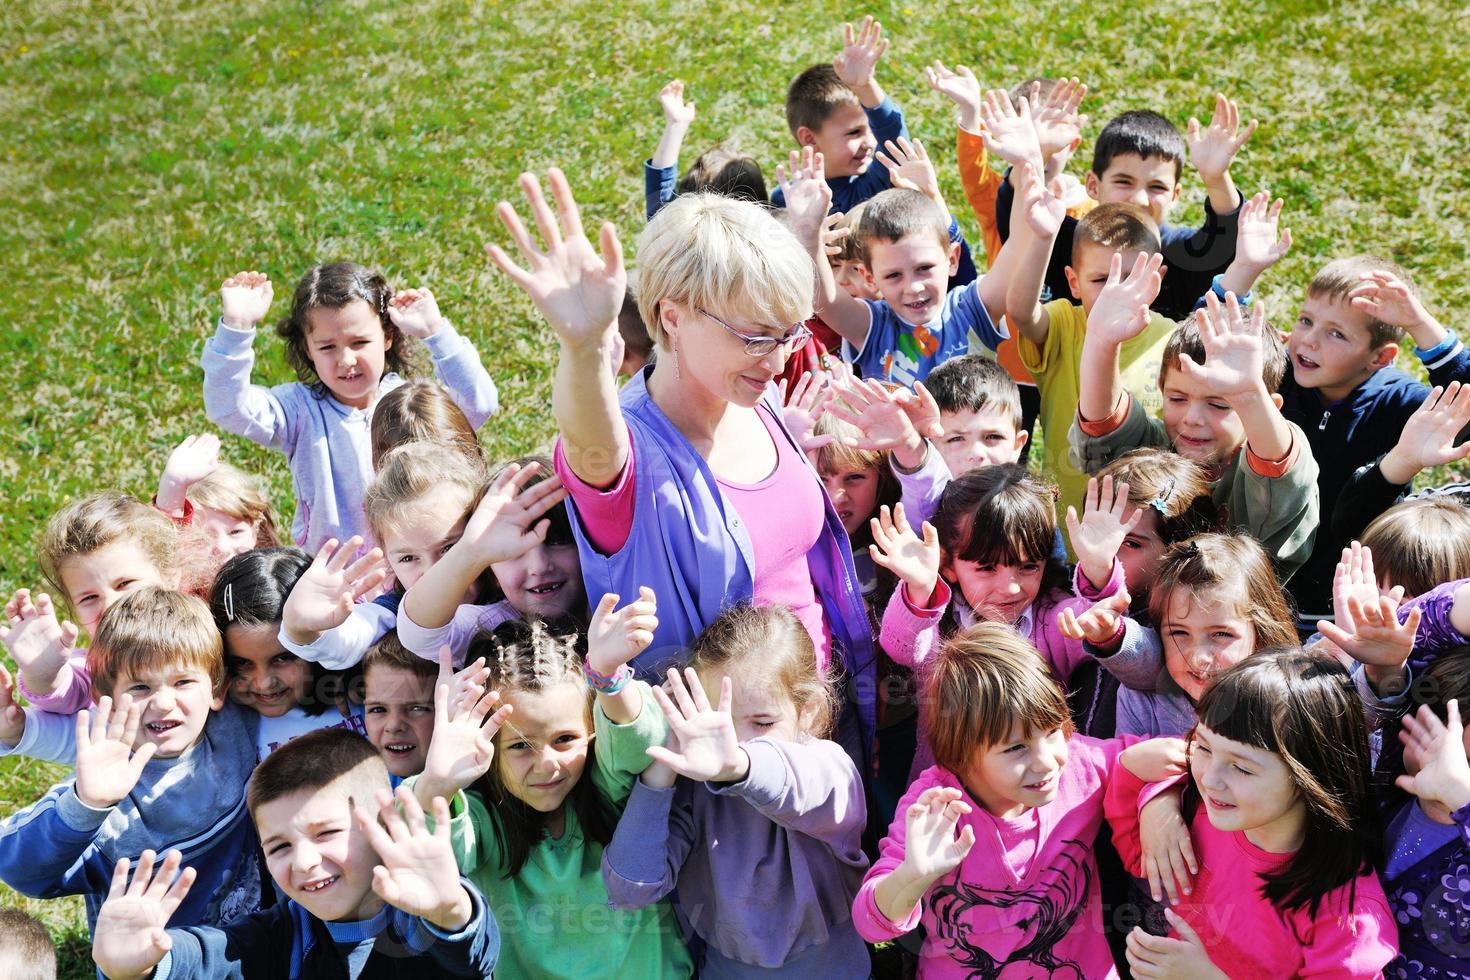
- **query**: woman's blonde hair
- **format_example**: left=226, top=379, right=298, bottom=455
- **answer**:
left=922, top=622, right=1072, bottom=772
left=688, top=604, right=836, bottom=737
left=186, top=464, right=280, bottom=549
left=1361, top=498, right=1470, bottom=598
left=636, top=192, right=813, bottom=349
left=38, top=491, right=180, bottom=613
left=363, top=442, right=487, bottom=544
left=1148, top=533, right=1297, bottom=650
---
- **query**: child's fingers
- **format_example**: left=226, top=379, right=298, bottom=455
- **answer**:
left=130, top=850, right=158, bottom=896
left=683, top=667, right=713, bottom=713
left=371, top=865, right=400, bottom=905
left=650, top=674, right=687, bottom=723
left=107, top=857, right=132, bottom=899
left=143, top=850, right=184, bottom=900
left=592, top=592, right=622, bottom=626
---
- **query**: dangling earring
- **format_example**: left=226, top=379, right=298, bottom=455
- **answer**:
left=673, top=340, right=682, bottom=381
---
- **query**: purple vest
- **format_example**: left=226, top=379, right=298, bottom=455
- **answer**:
left=565, top=368, right=877, bottom=763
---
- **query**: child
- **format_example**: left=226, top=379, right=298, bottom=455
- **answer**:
left=398, top=455, right=583, bottom=663
left=6, top=491, right=183, bottom=715
left=1115, top=533, right=1296, bottom=737
left=0, top=907, right=56, bottom=980
left=994, top=96, right=1255, bottom=321
left=644, top=79, right=765, bottom=219
left=922, top=353, right=1029, bottom=477
left=852, top=623, right=1186, bottom=976
left=210, top=547, right=372, bottom=759
left=0, top=588, right=265, bottom=933
left=875, top=465, right=1160, bottom=741
left=603, top=604, right=870, bottom=976
left=786, top=157, right=1011, bottom=387
left=89, top=729, right=499, bottom=978
left=155, top=432, right=280, bottom=561
left=1361, top=497, right=1470, bottom=599
left=771, top=16, right=907, bottom=215
left=1278, top=259, right=1470, bottom=628
left=202, top=264, right=499, bottom=552
left=408, top=605, right=693, bottom=979
left=1070, top=270, right=1319, bottom=582
left=369, top=376, right=484, bottom=470
left=1108, top=651, right=1397, bottom=977
left=361, top=631, right=437, bottom=780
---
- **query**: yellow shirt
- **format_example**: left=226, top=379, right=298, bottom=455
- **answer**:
left=1020, top=299, right=1177, bottom=543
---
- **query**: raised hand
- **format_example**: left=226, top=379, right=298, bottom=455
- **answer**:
left=1380, top=382, right=1470, bottom=484
left=219, top=271, right=273, bottom=329
left=92, top=850, right=197, bottom=980
left=646, top=668, right=749, bottom=783
left=1348, top=269, right=1444, bottom=342
left=874, top=137, right=943, bottom=205
left=458, top=461, right=568, bottom=567
left=1136, top=789, right=1197, bottom=904
left=899, top=786, right=976, bottom=878
left=1065, top=475, right=1142, bottom=589
left=0, top=665, right=26, bottom=746
left=658, top=79, right=697, bottom=127
left=1177, top=292, right=1269, bottom=400
left=827, top=377, right=924, bottom=459
left=977, top=88, right=1042, bottom=171
left=486, top=169, right=626, bottom=353
left=1057, top=589, right=1133, bottom=648
left=819, top=211, right=851, bottom=257
left=894, top=380, right=943, bottom=440
left=587, top=587, right=659, bottom=677
left=1396, top=699, right=1470, bottom=814
left=1232, top=191, right=1292, bottom=272
left=1316, top=542, right=1421, bottom=680
left=356, top=786, right=474, bottom=931
left=924, top=61, right=981, bottom=131
left=1086, top=251, right=1166, bottom=348
left=1127, top=909, right=1229, bottom=980
left=780, top=371, right=836, bottom=453
left=282, top=536, right=387, bottom=643
left=416, top=648, right=508, bottom=805
left=1, top=589, right=79, bottom=696
left=75, top=695, right=156, bottom=809
left=159, top=434, right=222, bottom=503
left=1016, top=160, right=1068, bottom=239
left=869, top=504, right=941, bottom=604
left=776, top=146, right=832, bottom=245
left=1186, top=94, right=1257, bottom=182
left=1029, top=76, right=1087, bottom=161
left=832, top=16, right=888, bottom=92
left=386, top=288, right=447, bottom=339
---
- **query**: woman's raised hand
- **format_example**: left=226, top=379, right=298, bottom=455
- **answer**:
left=486, top=169, right=626, bottom=351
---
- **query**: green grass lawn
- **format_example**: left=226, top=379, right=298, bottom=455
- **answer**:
left=2, top=0, right=1467, bottom=972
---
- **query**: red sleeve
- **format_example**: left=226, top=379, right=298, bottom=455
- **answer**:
left=554, top=434, right=637, bottom=556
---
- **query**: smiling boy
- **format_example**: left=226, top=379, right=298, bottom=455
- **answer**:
left=89, top=729, right=499, bottom=979
left=0, top=588, right=266, bottom=933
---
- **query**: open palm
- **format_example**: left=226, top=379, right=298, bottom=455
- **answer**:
left=646, top=668, right=747, bottom=783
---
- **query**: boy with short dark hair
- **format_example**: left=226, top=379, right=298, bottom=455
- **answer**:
left=1070, top=267, right=1319, bottom=580
left=89, top=728, right=499, bottom=979
left=993, top=95, right=1256, bottom=321
left=0, top=587, right=266, bottom=933
left=922, top=354, right=1028, bottom=475
left=0, top=907, right=56, bottom=980
left=1275, top=256, right=1470, bottom=627
left=772, top=16, right=907, bottom=214
left=361, top=632, right=437, bottom=781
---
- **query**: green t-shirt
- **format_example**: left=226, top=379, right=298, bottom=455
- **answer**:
left=1020, top=299, right=1176, bottom=547
left=442, top=683, right=692, bottom=980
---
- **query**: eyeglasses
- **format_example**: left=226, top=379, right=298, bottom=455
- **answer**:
left=698, top=307, right=813, bottom=357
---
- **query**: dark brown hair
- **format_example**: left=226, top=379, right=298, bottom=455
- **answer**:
left=856, top=188, right=951, bottom=266
left=1190, top=650, right=1380, bottom=915
left=1148, top=533, right=1297, bottom=650
left=466, top=619, right=615, bottom=878
left=1071, top=202, right=1161, bottom=267
left=676, top=145, right=767, bottom=205
left=370, top=378, right=482, bottom=470
left=362, top=630, right=437, bottom=683
left=1091, top=110, right=1187, bottom=182
left=247, top=727, right=385, bottom=815
left=276, top=262, right=423, bottom=396
left=933, top=464, right=1070, bottom=597
left=1162, top=312, right=1288, bottom=394
left=689, top=604, right=837, bottom=736
left=785, top=63, right=860, bottom=137
left=924, top=354, right=1023, bottom=426
left=922, top=622, right=1073, bottom=771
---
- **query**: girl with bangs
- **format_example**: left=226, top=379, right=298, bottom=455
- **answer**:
left=1108, top=650, right=1397, bottom=978
left=853, top=623, right=1187, bottom=977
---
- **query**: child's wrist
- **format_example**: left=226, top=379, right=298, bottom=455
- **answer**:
left=1378, top=445, right=1421, bottom=486
left=1406, top=315, right=1447, bottom=351
left=426, top=887, right=475, bottom=933
left=713, top=747, right=751, bottom=785
left=220, top=314, right=258, bottom=330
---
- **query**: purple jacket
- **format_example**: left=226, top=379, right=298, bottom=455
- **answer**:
left=562, top=368, right=878, bottom=761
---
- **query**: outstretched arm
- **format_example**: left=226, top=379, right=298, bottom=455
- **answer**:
left=1178, top=293, right=1292, bottom=463
left=1077, top=252, right=1165, bottom=423
left=487, top=170, right=629, bottom=488
left=1001, top=160, right=1066, bottom=345
left=786, top=149, right=871, bottom=348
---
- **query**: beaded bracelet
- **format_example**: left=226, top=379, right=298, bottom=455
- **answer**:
left=584, top=662, right=634, bottom=695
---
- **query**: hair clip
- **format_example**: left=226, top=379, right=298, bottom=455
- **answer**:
left=1151, top=476, right=1178, bottom=514
left=1181, top=539, right=1200, bottom=558
left=223, top=583, right=236, bottom=622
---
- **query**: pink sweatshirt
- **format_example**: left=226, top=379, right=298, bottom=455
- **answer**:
left=1106, top=767, right=1398, bottom=979
left=853, top=735, right=1137, bottom=978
